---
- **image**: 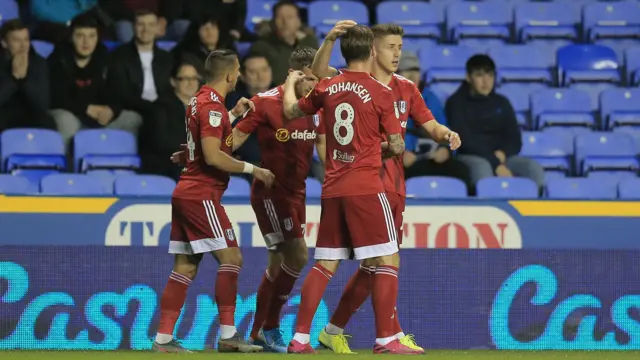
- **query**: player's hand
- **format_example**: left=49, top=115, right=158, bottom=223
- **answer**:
left=231, top=97, right=255, bottom=118
left=495, top=164, right=513, bottom=177
left=445, top=131, right=461, bottom=150
left=285, top=71, right=305, bottom=88
left=170, top=144, right=187, bottom=166
left=326, top=20, right=358, bottom=41
left=253, top=166, right=275, bottom=188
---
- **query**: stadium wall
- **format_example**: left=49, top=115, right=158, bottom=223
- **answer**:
left=1, top=196, right=640, bottom=350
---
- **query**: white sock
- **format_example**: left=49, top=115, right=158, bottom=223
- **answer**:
left=376, top=336, right=396, bottom=346
left=325, top=323, right=344, bottom=335
left=155, top=333, right=173, bottom=344
left=219, top=325, right=237, bottom=339
left=395, top=332, right=405, bottom=339
left=293, top=332, right=310, bottom=344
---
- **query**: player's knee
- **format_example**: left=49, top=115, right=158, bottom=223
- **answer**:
left=173, top=262, right=198, bottom=279
left=392, top=252, right=401, bottom=267
left=316, top=259, right=339, bottom=273
left=215, top=248, right=243, bottom=267
left=267, top=251, right=283, bottom=276
left=281, top=238, right=308, bottom=272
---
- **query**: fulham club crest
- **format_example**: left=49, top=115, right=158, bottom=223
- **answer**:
left=284, top=218, right=293, bottom=231
left=399, top=101, right=407, bottom=114
left=312, top=114, right=320, bottom=128
left=209, top=110, right=222, bottom=127
left=225, top=229, right=236, bottom=241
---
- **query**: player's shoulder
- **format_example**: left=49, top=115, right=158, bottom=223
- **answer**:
left=392, top=73, right=418, bottom=90
left=254, top=86, right=282, bottom=102
left=367, top=74, right=393, bottom=93
left=196, top=88, right=225, bottom=109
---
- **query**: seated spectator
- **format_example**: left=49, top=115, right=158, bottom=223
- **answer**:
left=249, top=1, right=318, bottom=84
left=141, top=61, right=202, bottom=181
left=172, top=16, right=236, bottom=68
left=446, top=55, right=544, bottom=189
left=0, top=20, right=55, bottom=131
left=30, top=0, right=97, bottom=43
left=107, top=10, right=172, bottom=120
left=48, top=14, right=142, bottom=149
left=397, top=51, right=425, bottom=92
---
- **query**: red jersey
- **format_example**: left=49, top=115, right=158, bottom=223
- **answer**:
left=382, top=74, right=435, bottom=196
left=173, top=85, right=233, bottom=199
left=235, top=86, right=321, bottom=202
left=297, top=70, right=401, bottom=198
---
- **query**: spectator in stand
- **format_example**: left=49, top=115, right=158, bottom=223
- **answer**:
left=141, top=61, right=202, bottom=181
left=249, top=1, right=318, bottom=84
left=396, top=51, right=425, bottom=92
left=172, top=16, right=236, bottom=68
left=446, top=55, right=544, bottom=190
left=29, top=0, right=97, bottom=43
left=107, top=10, right=172, bottom=120
left=0, top=20, right=54, bottom=131
left=48, top=14, right=143, bottom=149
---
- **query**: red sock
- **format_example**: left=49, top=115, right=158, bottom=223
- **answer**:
left=158, top=271, right=192, bottom=335
left=330, top=265, right=373, bottom=328
left=250, top=270, right=274, bottom=339
left=393, top=306, right=402, bottom=334
left=372, top=265, right=399, bottom=339
left=216, top=264, right=241, bottom=327
left=264, top=263, right=300, bottom=330
left=295, top=263, right=333, bottom=334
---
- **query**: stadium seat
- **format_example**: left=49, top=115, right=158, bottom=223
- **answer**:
left=0, top=129, right=65, bottom=172
left=569, top=82, right=617, bottom=113
left=497, top=83, right=548, bottom=128
left=73, top=129, right=140, bottom=172
left=403, top=38, right=438, bottom=54
left=600, top=88, right=640, bottom=129
left=520, top=131, right=572, bottom=173
left=530, top=89, right=595, bottom=129
left=619, top=178, right=640, bottom=199
left=489, top=45, right=555, bottom=84
left=514, top=2, right=579, bottom=44
left=224, top=176, right=251, bottom=197
left=0, top=0, right=19, bottom=25
left=11, top=169, right=58, bottom=190
left=557, top=45, right=620, bottom=86
left=306, top=177, right=322, bottom=198
left=476, top=177, right=539, bottom=199
left=308, top=1, right=369, bottom=35
left=114, top=175, right=176, bottom=196
left=586, top=171, right=637, bottom=183
left=405, top=176, right=467, bottom=199
left=544, top=171, right=567, bottom=182
left=156, top=41, right=177, bottom=51
left=246, top=0, right=275, bottom=32
left=420, top=45, right=476, bottom=83
left=583, top=1, right=640, bottom=42
left=575, top=132, right=638, bottom=175
left=376, top=2, right=442, bottom=38
left=236, top=42, right=252, bottom=58
left=626, top=47, right=640, bottom=85
left=103, top=41, right=120, bottom=52
left=85, top=170, right=134, bottom=194
left=0, top=174, right=34, bottom=194
left=319, top=37, right=346, bottom=69
left=428, top=82, right=459, bottom=103
left=546, top=178, right=617, bottom=200
left=612, top=126, right=640, bottom=154
left=31, top=40, right=54, bottom=58
left=40, top=174, right=111, bottom=196
left=445, top=1, right=511, bottom=45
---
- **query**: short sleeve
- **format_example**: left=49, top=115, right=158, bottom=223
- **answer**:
left=297, top=80, right=326, bottom=115
left=234, top=96, right=266, bottom=134
left=199, top=103, right=227, bottom=139
left=377, top=88, right=402, bottom=135
left=409, top=85, right=435, bottom=126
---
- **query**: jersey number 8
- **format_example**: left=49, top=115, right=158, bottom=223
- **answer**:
left=333, top=102, right=355, bottom=146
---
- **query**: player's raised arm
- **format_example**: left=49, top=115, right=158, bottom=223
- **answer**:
left=283, top=71, right=324, bottom=120
left=311, top=20, right=357, bottom=79
left=409, top=86, right=462, bottom=150
left=232, top=95, right=268, bottom=151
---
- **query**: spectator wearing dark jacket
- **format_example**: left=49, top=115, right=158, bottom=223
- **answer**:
left=171, top=16, right=236, bottom=68
left=0, top=20, right=55, bottom=132
left=446, top=54, right=544, bottom=189
left=159, top=0, right=248, bottom=42
left=48, top=14, right=142, bottom=148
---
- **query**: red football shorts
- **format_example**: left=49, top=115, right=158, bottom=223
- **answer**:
left=385, top=192, right=406, bottom=246
left=315, top=193, right=399, bottom=261
left=251, top=197, right=306, bottom=250
left=169, top=197, right=238, bottom=254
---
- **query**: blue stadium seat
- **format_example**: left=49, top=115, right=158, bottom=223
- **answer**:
left=583, top=1, right=640, bottom=42
left=530, top=89, right=595, bottom=129
left=514, top=2, right=579, bottom=44
left=575, top=132, right=638, bottom=175
left=446, top=1, right=511, bottom=45
left=0, top=0, right=19, bottom=25
left=546, top=178, right=617, bottom=199
left=626, top=47, right=640, bottom=85
left=521, top=131, right=572, bottom=173
left=40, top=174, right=111, bottom=195
left=236, top=42, right=252, bottom=58
left=600, top=88, right=640, bottom=128
left=246, top=0, right=275, bottom=32
left=73, top=129, right=140, bottom=172
left=156, top=41, right=177, bottom=51
left=586, top=171, right=637, bottom=183
left=428, top=82, right=459, bottom=103
left=308, top=1, right=369, bottom=36
left=103, top=41, right=121, bottom=52
left=619, top=178, right=640, bottom=199
left=420, top=45, right=476, bottom=83
left=612, top=126, right=640, bottom=154
left=569, top=83, right=617, bottom=113
left=376, top=2, right=442, bottom=38
left=544, top=171, right=567, bottom=182
left=11, top=169, right=58, bottom=191
left=403, top=38, right=438, bottom=54
left=31, top=40, right=54, bottom=58
left=306, top=177, right=322, bottom=198
left=489, top=45, right=554, bottom=84
left=0, top=174, right=34, bottom=194
left=114, top=175, right=176, bottom=196
left=224, top=176, right=251, bottom=197
left=497, top=83, right=548, bottom=128
left=86, top=170, right=134, bottom=194
left=320, top=37, right=346, bottom=69
left=405, top=176, right=467, bottom=199
left=557, top=45, right=620, bottom=86
left=0, top=129, right=65, bottom=172
left=476, top=177, right=539, bottom=199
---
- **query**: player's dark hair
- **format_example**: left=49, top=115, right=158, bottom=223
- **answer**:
left=272, top=0, right=299, bottom=18
left=466, top=54, right=496, bottom=75
left=204, top=49, right=238, bottom=81
left=134, top=9, right=157, bottom=23
left=241, top=52, right=269, bottom=73
left=70, top=13, right=99, bottom=32
left=340, top=25, right=374, bottom=64
left=289, top=47, right=317, bottom=70
left=0, top=19, right=27, bottom=40
left=371, top=23, right=405, bottom=38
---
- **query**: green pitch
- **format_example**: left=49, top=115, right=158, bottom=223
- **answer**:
left=3, top=351, right=640, bottom=360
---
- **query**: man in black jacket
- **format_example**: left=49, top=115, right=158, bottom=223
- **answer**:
left=0, top=20, right=55, bottom=131
left=48, top=15, right=143, bottom=149
left=446, top=55, right=544, bottom=189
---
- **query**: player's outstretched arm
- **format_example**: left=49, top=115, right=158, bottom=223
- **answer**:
left=231, top=128, right=251, bottom=152
left=311, top=21, right=356, bottom=79
left=201, top=137, right=275, bottom=187
left=315, top=134, right=326, bottom=165
left=422, top=121, right=462, bottom=150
